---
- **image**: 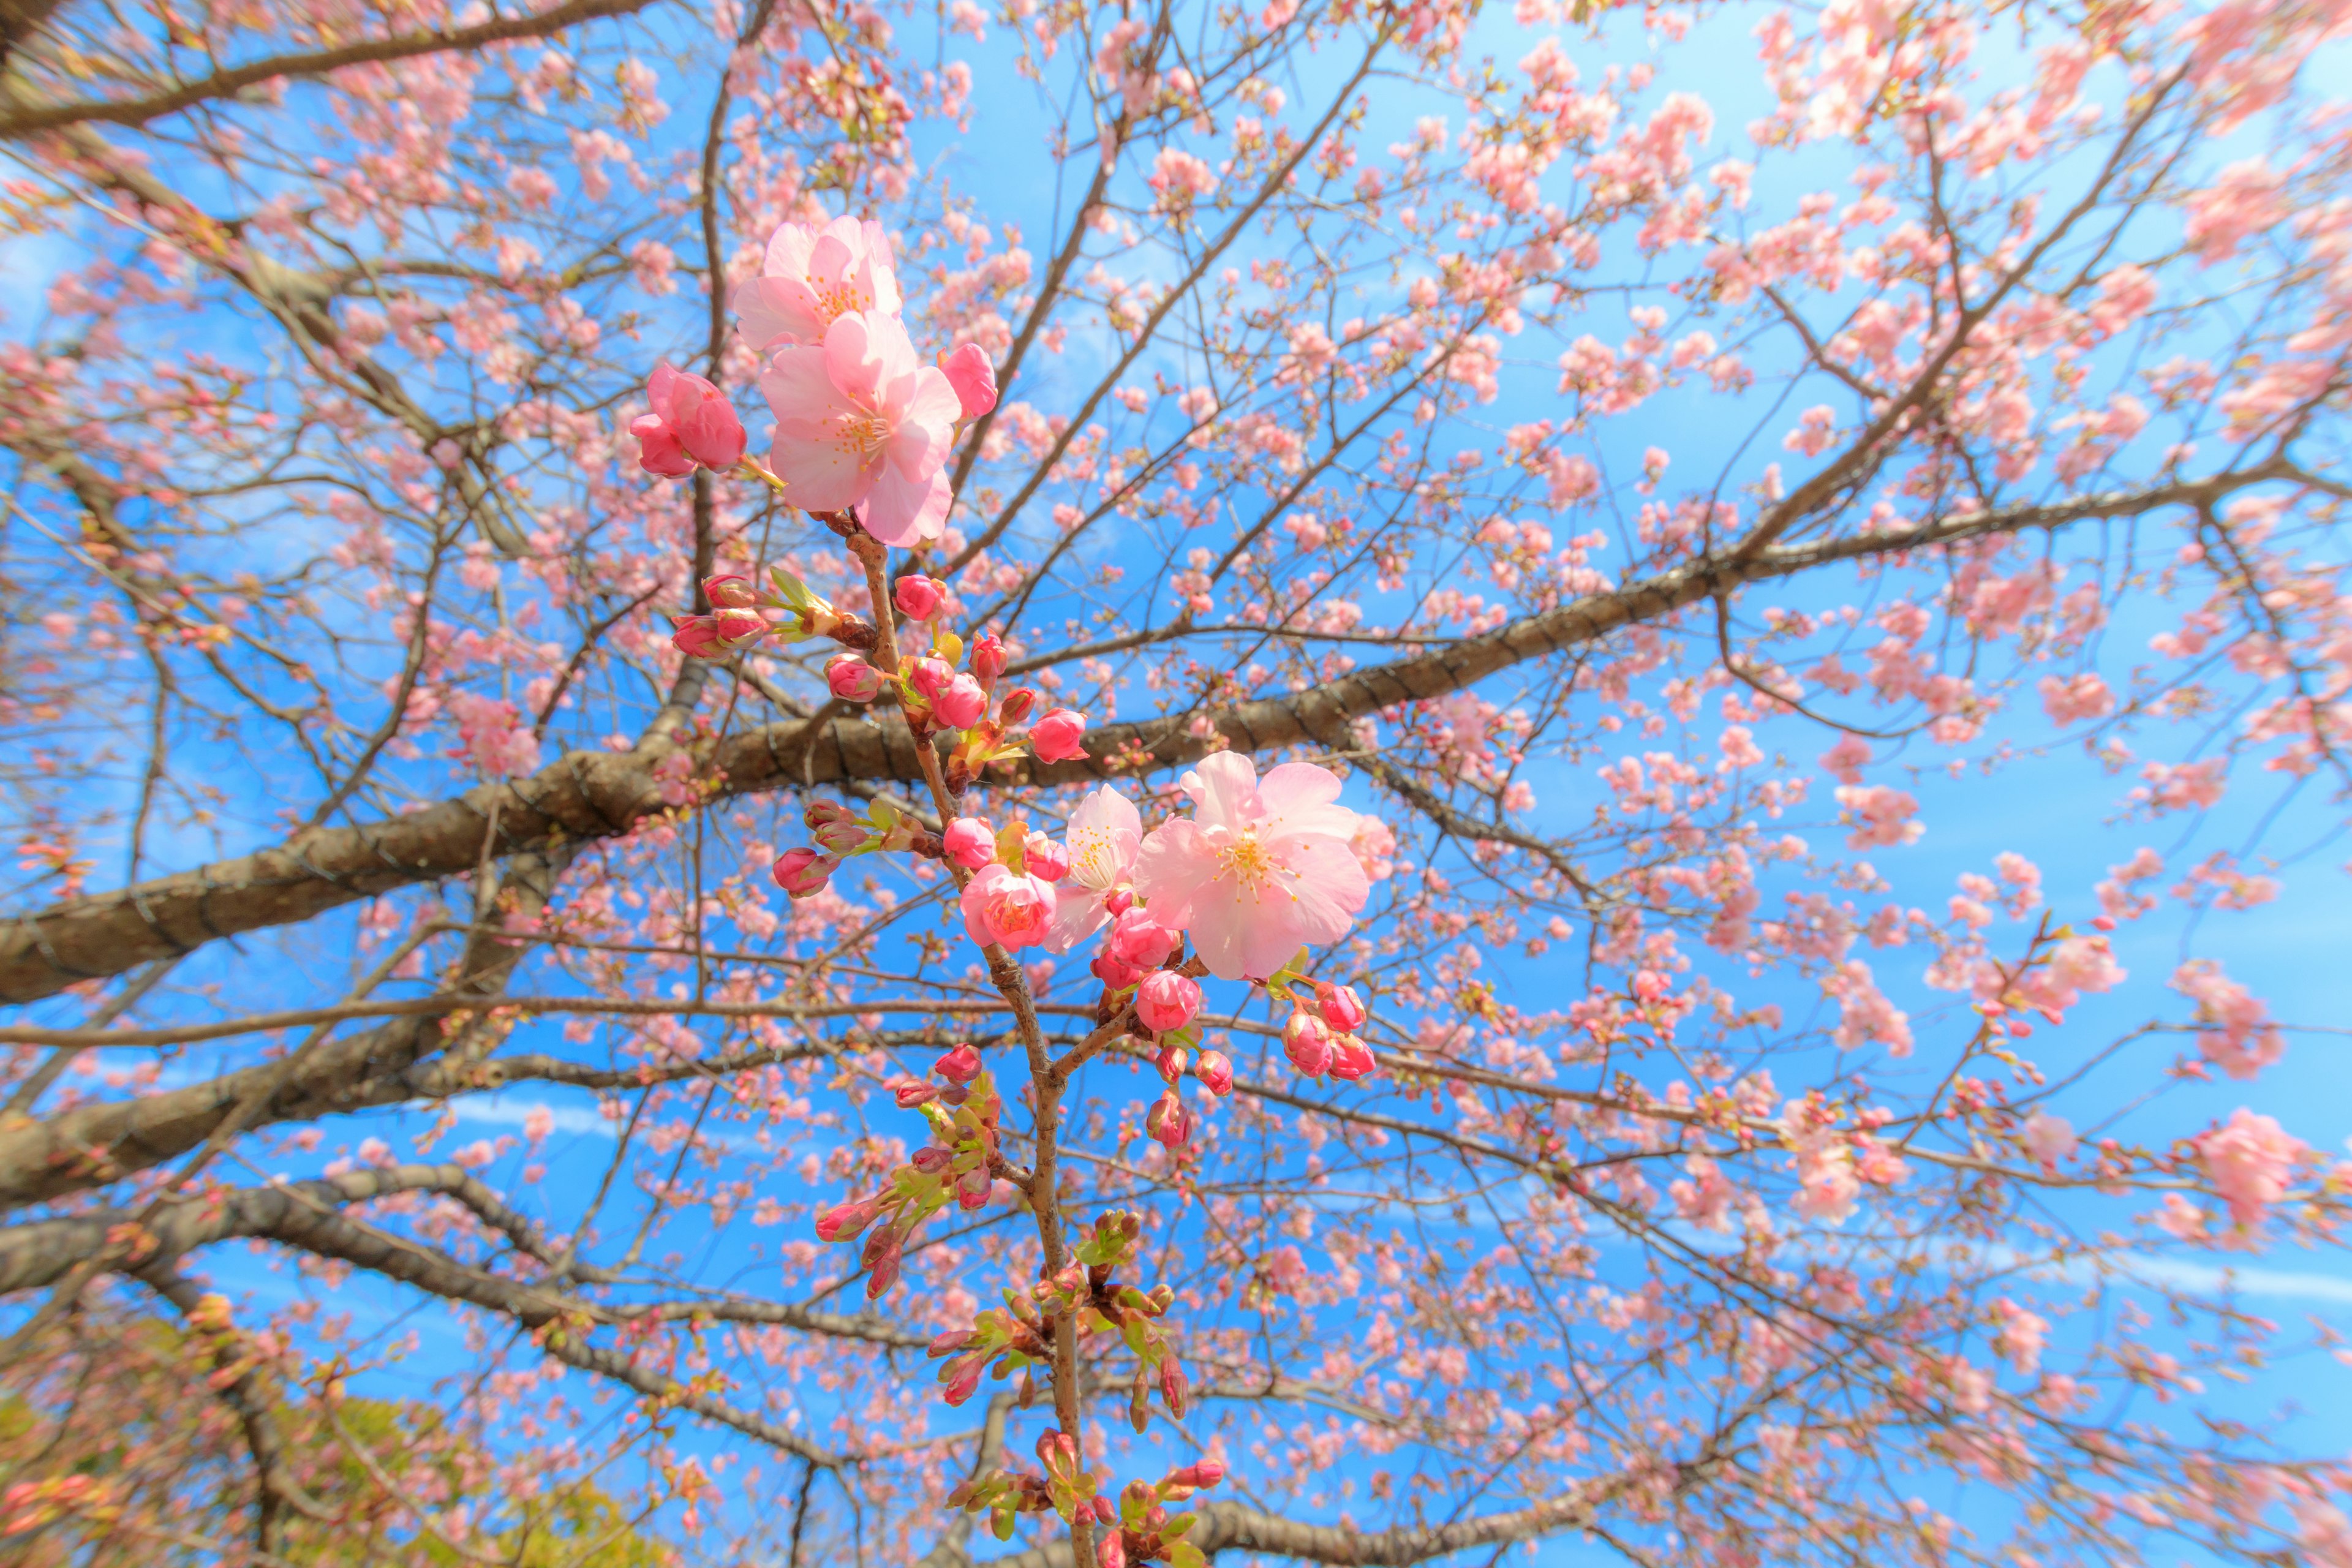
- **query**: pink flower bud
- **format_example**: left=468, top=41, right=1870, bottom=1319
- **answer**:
left=1136, top=970, right=1202, bottom=1033
left=911, top=1146, right=954, bottom=1173
left=865, top=1237, right=902, bottom=1299
left=893, top=575, right=947, bottom=620
left=1105, top=887, right=1136, bottom=918
left=633, top=415, right=695, bottom=477
left=810, top=816, right=868, bottom=855
left=960, top=863, right=1060, bottom=951
left=1159, top=1355, right=1189, bottom=1418
left=940, top=342, right=1000, bottom=420
left=892, top=1077, right=940, bottom=1109
left=1283, top=1007, right=1332, bottom=1077
left=941, top=1355, right=985, bottom=1406
left=670, top=614, right=724, bottom=658
left=969, top=633, right=1008, bottom=684
left=1024, top=832, right=1071, bottom=883
left=1097, top=1531, right=1128, bottom=1568
left=1316, top=982, right=1367, bottom=1033
left=1146, top=1092, right=1191, bottom=1149
left=1194, top=1049, right=1233, bottom=1095
left=936, top=1043, right=984, bottom=1084
left=1110, top=908, right=1178, bottom=969
left=909, top=655, right=956, bottom=702
left=713, top=607, right=768, bottom=644
left=935, top=673, right=988, bottom=729
left=995, top=686, right=1038, bottom=726
left=1090, top=1494, right=1118, bottom=1528
left=636, top=361, right=747, bottom=474
left=815, top=1191, right=885, bottom=1242
left=929, top=1325, right=975, bottom=1357
left=704, top=572, right=759, bottom=608
left=826, top=655, right=885, bottom=703
left=1155, top=1044, right=1190, bottom=1082
left=1091, top=952, right=1144, bottom=989
left=943, top=817, right=997, bottom=870
left=1167, top=1460, right=1225, bottom=1490
left=772, top=846, right=839, bottom=900
left=956, top=1165, right=992, bottom=1209
left=1029, top=707, right=1089, bottom=764
left=1327, top=1035, right=1377, bottom=1081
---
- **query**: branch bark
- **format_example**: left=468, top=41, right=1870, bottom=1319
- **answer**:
left=0, top=461, right=2290, bottom=1004
left=0, top=0, right=665, bottom=138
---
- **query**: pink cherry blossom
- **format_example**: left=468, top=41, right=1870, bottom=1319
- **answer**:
left=2020, top=1111, right=2078, bottom=1167
left=1136, top=970, right=1202, bottom=1033
left=826, top=655, right=886, bottom=702
left=939, top=342, right=999, bottom=418
left=935, top=673, right=987, bottom=729
left=759, top=311, right=959, bottom=546
left=734, top=216, right=903, bottom=352
left=892, top=574, right=946, bottom=620
left=2196, top=1108, right=2307, bottom=1229
left=960, top=862, right=1059, bottom=949
left=772, top=847, right=838, bottom=899
left=943, top=817, right=997, bottom=870
left=1132, top=753, right=1371, bottom=981
left=1044, top=786, right=1142, bottom=954
left=632, top=361, right=746, bottom=475
left=1029, top=707, right=1089, bottom=763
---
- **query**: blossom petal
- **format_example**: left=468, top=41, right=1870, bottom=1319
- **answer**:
left=1131, top=819, right=1216, bottom=929
left=1257, top=761, right=1362, bottom=842
left=863, top=465, right=951, bottom=546
left=1180, top=752, right=1261, bottom=834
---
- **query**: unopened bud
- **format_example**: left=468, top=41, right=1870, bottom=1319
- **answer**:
left=826, top=655, right=886, bottom=703
left=970, top=632, right=1008, bottom=684
left=908, top=656, right=956, bottom=702
left=1315, top=981, right=1368, bottom=1032
left=1283, top=1006, right=1333, bottom=1077
left=1110, top=908, right=1177, bottom=969
left=892, top=574, right=946, bottom=621
left=1136, top=970, right=1202, bottom=1034
left=935, top=673, right=988, bottom=729
left=893, top=1078, right=940, bottom=1109
left=996, top=686, right=1039, bottom=726
left=1025, top=832, right=1071, bottom=883
left=1194, top=1048, right=1234, bottom=1095
left=943, top=817, right=997, bottom=870
left=936, top=1043, right=984, bottom=1084
left=704, top=572, right=759, bottom=608
left=772, top=847, right=839, bottom=900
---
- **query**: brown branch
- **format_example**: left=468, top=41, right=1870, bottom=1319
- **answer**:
left=0, top=0, right=666, bottom=139
left=0, top=459, right=2292, bottom=1005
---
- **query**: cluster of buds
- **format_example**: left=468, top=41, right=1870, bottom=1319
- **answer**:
left=771, top=798, right=943, bottom=900
left=1280, top=981, right=1376, bottom=1081
left=1099, top=1463, right=1228, bottom=1568
left=673, top=567, right=881, bottom=661
left=812, top=1056, right=1002, bottom=1298
left=947, top=1429, right=1102, bottom=1543
left=935, top=1211, right=1190, bottom=1428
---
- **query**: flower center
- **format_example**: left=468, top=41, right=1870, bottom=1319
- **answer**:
left=833, top=410, right=892, bottom=461
left=1068, top=827, right=1123, bottom=891
left=1216, top=831, right=1286, bottom=899
left=814, top=279, right=870, bottom=325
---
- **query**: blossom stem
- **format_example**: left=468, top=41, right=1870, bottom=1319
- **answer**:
left=844, top=522, right=1097, bottom=1568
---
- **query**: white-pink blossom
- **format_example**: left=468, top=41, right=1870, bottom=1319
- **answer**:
left=759, top=311, right=959, bottom=546
left=1043, top=785, right=1143, bottom=955
left=734, top=216, right=903, bottom=352
left=1132, top=753, right=1370, bottom=981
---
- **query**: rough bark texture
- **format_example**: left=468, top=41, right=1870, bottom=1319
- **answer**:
left=938, top=1493, right=1613, bottom=1567
left=0, top=466, right=2276, bottom=1008
left=0, top=848, right=570, bottom=1206
left=0, top=0, right=665, bottom=138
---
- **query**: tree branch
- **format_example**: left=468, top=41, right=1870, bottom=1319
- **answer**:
left=0, top=460, right=2293, bottom=1003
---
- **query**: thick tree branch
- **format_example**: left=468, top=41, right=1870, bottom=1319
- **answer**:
left=0, top=461, right=2292, bottom=1004
left=0, top=0, right=665, bottom=139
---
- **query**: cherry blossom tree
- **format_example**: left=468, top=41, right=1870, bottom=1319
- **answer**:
left=2, top=0, right=2351, bottom=1561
